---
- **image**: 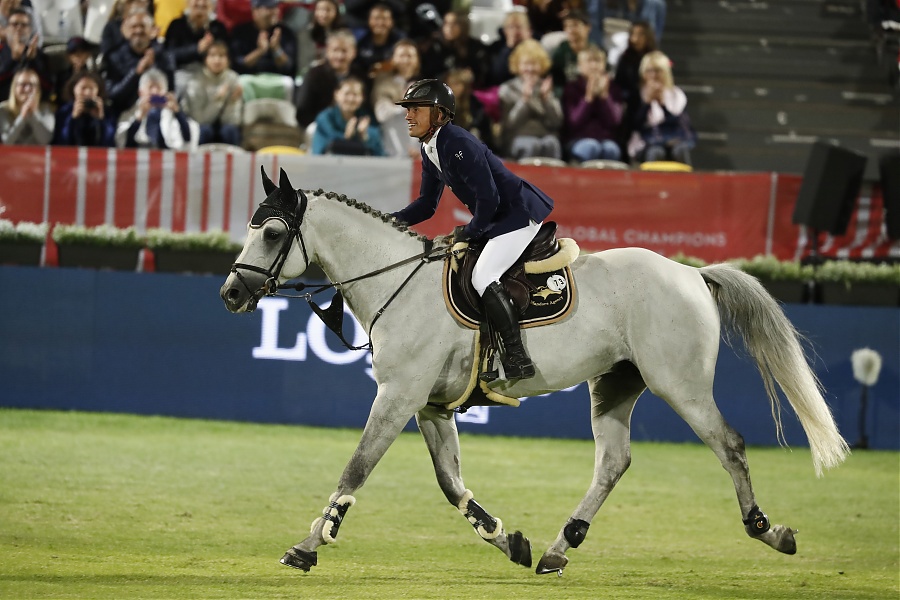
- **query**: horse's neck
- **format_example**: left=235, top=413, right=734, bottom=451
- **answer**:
left=306, top=197, right=427, bottom=329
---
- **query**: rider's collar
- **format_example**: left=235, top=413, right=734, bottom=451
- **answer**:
left=422, top=125, right=442, bottom=154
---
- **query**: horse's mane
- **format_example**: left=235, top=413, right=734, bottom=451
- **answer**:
left=310, top=189, right=430, bottom=242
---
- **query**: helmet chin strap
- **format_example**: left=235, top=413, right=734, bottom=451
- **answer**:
left=417, top=106, right=450, bottom=143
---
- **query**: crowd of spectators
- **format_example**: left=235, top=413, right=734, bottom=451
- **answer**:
left=0, top=0, right=699, bottom=166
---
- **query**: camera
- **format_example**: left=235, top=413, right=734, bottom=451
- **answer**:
left=83, top=98, right=97, bottom=110
left=150, top=94, right=167, bottom=107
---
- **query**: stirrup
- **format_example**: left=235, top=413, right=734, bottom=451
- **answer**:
left=480, top=355, right=535, bottom=383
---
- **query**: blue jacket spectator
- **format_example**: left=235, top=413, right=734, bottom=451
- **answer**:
left=52, top=71, right=116, bottom=146
left=312, top=76, right=385, bottom=156
left=229, top=0, right=297, bottom=77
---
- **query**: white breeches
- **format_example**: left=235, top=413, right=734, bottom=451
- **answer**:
left=471, top=220, right=542, bottom=296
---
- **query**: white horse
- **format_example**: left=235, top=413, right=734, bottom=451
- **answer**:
left=220, top=168, right=849, bottom=575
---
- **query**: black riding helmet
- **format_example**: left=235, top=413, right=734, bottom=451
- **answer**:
left=395, top=79, right=456, bottom=119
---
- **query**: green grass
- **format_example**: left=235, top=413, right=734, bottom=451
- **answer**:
left=0, top=409, right=897, bottom=599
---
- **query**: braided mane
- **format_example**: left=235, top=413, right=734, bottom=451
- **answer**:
left=310, top=188, right=429, bottom=242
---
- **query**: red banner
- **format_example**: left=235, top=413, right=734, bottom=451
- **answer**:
left=408, top=164, right=776, bottom=262
left=1, top=146, right=896, bottom=264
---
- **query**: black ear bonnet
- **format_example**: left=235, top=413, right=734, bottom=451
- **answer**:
left=251, top=166, right=308, bottom=227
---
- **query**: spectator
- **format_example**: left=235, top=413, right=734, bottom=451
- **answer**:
left=52, top=70, right=116, bottom=146
left=371, top=38, right=420, bottom=158
left=99, top=0, right=155, bottom=56
left=562, top=45, right=623, bottom=163
left=614, top=20, right=656, bottom=107
left=628, top=50, right=695, bottom=166
left=418, top=10, right=488, bottom=89
left=0, top=67, right=53, bottom=144
left=103, top=10, right=176, bottom=114
left=605, top=0, right=666, bottom=43
left=230, top=0, right=297, bottom=77
left=402, top=1, right=450, bottom=38
left=311, top=75, right=384, bottom=155
left=295, top=28, right=365, bottom=128
left=522, top=0, right=578, bottom=40
left=550, top=8, right=595, bottom=97
left=214, top=0, right=252, bottom=32
left=53, top=36, right=98, bottom=106
left=296, top=0, right=343, bottom=76
left=154, top=0, right=186, bottom=36
left=0, top=8, right=51, bottom=101
left=351, top=2, right=402, bottom=78
left=485, top=9, right=532, bottom=88
left=181, top=40, right=242, bottom=145
left=498, top=38, right=562, bottom=160
left=444, top=67, right=495, bottom=152
left=342, top=0, right=404, bottom=31
left=164, top=0, right=228, bottom=72
left=614, top=20, right=655, bottom=151
left=115, top=67, right=197, bottom=149
left=32, top=0, right=85, bottom=46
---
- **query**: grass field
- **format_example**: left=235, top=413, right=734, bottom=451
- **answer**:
left=0, top=409, right=897, bottom=599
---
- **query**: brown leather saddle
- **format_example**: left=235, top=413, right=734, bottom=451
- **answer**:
left=456, top=221, right=561, bottom=318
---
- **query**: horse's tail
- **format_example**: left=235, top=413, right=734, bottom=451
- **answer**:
left=699, top=263, right=850, bottom=477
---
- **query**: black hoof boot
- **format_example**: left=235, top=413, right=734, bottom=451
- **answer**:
left=508, top=530, right=532, bottom=568
left=280, top=547, right=317, bottom=571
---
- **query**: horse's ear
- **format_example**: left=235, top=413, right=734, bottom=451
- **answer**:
left=278, top=168, right=298, bottom=209
left=260, top=165, right=277, bottom=196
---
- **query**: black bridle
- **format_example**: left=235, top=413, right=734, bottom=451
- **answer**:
left=229, top=183, right=452, bottom=352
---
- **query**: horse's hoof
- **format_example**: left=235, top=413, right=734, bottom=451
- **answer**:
left=773, top=525, right=798, bottom=555
left=535, top=551, right=567, bottom=576
left=280, top=547, right=318, bottom=571
left=508, top=530, right=532, bottom=568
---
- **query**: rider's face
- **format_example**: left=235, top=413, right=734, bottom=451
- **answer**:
left=405, top=105, right=431, bottom=139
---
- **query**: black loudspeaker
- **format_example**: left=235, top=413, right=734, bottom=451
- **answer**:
left=792, top=142, right=867, bottom=236
left=880, top=151, right=900, bottom=240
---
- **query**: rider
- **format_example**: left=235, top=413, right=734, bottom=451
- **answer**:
left=392, top=79, right=555, bottom=383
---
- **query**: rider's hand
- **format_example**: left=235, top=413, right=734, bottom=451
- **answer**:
left=452, top=225, right=471, bottom=243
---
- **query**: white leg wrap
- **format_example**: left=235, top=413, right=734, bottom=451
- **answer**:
left=311, top=492, right=356, bottom=544
left=456, top=489, right=502, bottom=540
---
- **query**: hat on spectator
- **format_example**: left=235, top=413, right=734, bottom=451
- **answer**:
left=562, top=9, right=590, bottom=24
left=66, top=36, right=97, bottom=54
left=251, top=0, right=280, bottom=8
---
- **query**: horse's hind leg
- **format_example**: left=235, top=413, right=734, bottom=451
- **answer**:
left=415, top=404, right=533, bottom=568
left=662, top=388, right=798, bottom=555
left=536, top=362, right=645, bottom=576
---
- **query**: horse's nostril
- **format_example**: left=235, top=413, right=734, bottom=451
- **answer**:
left=226, top=287, right=241, bottom=301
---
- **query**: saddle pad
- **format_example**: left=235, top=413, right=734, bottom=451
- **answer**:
left=443, top=262, right=577, bottom=330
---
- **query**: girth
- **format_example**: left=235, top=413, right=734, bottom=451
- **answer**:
left=457, top=221, right=560, bottom=317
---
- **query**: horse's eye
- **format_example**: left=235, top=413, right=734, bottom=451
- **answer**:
left=264, top=229, right=280, bottom=241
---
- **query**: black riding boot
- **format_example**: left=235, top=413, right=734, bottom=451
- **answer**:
left=480, top=281, right=535, bottom=382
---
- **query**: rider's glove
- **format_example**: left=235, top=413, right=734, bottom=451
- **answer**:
left=452, top=225, right=471, bottom=243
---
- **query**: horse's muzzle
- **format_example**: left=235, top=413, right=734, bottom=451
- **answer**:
left=220, top=278, right=263, bottom=313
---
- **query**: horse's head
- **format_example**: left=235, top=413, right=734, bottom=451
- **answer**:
left=220, top=166, right=310, bottom=313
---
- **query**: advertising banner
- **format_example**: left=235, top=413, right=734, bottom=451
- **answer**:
left=1, top=267, right=897, bottom=450
left=406, top=165, right=776, bottom=262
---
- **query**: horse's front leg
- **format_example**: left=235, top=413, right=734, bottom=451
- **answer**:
left=280, top=388, right=417, bottom=572
left=415, top=404, right=532, bottom=568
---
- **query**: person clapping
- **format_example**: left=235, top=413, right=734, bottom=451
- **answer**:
left=311, top=76, right=384, bottom=156
left=0, top=67, right=54, bottom=144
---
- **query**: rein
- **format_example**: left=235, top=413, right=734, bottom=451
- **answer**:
left=231, top=203, right=456, bottom=351
left=273, top=240, right=451, bottom=351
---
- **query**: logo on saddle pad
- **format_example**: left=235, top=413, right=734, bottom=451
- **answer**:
left=443, top=243, right=578, bottom=330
